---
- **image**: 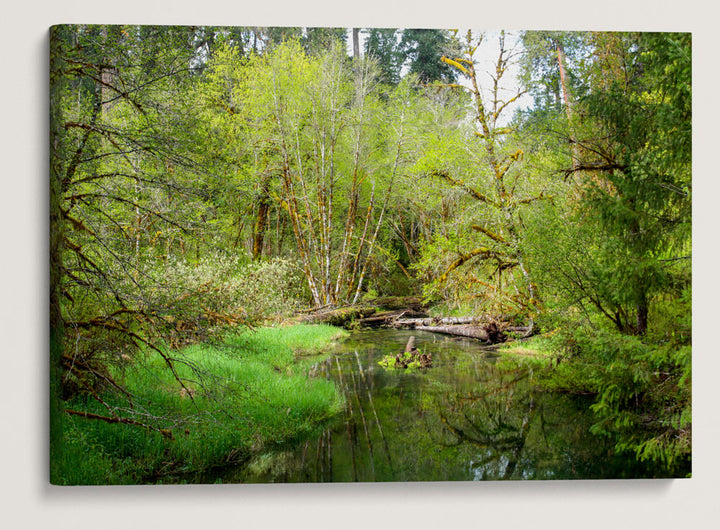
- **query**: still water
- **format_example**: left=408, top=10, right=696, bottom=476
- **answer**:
left=217, top=329, right=670, bottom=482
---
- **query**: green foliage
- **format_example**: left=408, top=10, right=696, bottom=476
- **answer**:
left=145, top=255, right=305, bottom=331
left=518, top=32, right=691, bottom=336
left=497, top=334, right=558, bottom=361
left=363, top=28, right=403, bottom=85
left=379, top=350, right=416, bottom=369
left=378, top=348, right=431, bottom=370
left=573, top=32, right=690, bottom=335
left=519, top=31, right=587, bottom=110
left=526, top=326, right=691, bottom=472
left=400, top=29, right=458, bottom=84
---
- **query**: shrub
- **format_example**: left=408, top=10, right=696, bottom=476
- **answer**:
left=141, top=254, right=304, bottom=346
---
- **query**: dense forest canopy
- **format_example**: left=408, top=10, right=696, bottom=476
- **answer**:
left=49, top=25, right=691, bottom=483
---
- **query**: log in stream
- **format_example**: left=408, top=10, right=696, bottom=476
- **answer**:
left=414, top=322, right=508, bottom=343
left=295, top=297, right=532, bottom=345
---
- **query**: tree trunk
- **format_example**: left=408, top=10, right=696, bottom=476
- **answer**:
left=49, top=26, right=67, bottom=484
left=100, top=26, right=120, bottom=112
left=556, top=41, right=572, bottom=117
left=252, top=180, right=270, bottom=260
left=636, top=296, right=648, bottom=336
left=352, top=28, right=360, bottom=59
left=555, top=40, right=580, bottom=172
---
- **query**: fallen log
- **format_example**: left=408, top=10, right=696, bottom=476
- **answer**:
left=356, top=309, right=428, bottom=328
left=392, top=317, right=431, bottom=328
left=394, top=317, right=484, bottom=328
left=299, top=300, right=429, bottom=328
left=299, top=306, right=377, bottom=327
left=358, top=311, right=403, bottom=325
left=506, top=319, right=534, bottom=338
left=359, top=310, right=414, bottom=324
left=432, top=316, right=487, bottom=325
left=414, top=322, right=507, bottom=344
left=415, top=324, right=489, bottom=341
left=393, top=315, right=514, bottom=328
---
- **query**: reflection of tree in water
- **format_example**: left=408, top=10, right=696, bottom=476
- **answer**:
left=219, top=334, right=669, bottom=483
left=284, top=351, right=396, bottom=483
left=430, top=365, right=535, bottom=480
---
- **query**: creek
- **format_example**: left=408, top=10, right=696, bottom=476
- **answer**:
left=212, top=329, right=671, bottom=482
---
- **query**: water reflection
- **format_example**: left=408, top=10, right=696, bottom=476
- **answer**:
left=218, top=329, right=669, bottom=483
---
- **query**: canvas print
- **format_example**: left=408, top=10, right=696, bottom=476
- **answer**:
left=49, top=25, right=691, bottom=485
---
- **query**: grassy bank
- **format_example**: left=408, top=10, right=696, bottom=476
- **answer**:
left=55, top=324, right=348, bottom=485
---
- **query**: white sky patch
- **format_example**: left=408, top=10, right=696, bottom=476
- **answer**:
left=458, top=30, right=533, bottom=125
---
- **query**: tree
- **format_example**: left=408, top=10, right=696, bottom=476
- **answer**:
left=304, top=27, right=348, bottom=55
left=200, top=41, right=426, bottom=306
left=565, top=32, right=691, bottom=335
left=50, top=25, right=256, bottom=441
left=363, top=28, right=403, bottom=85
left=414, top=31, right=546, bottom=315
left=519, top=31, right=586, bottom=112
left=519, top=31, right=589, bottom=172
left=400, top=29, right=458, bottom=84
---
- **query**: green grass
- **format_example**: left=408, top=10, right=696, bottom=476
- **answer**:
left=494, top=334, right=558, bottom=369
left=54, top=324, right=348, bottom=485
